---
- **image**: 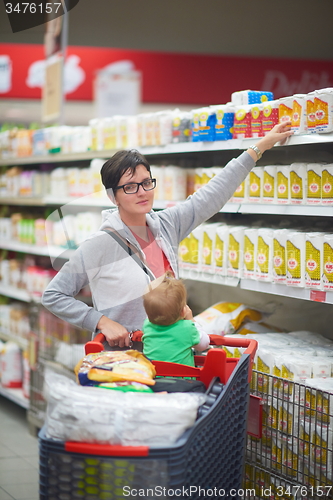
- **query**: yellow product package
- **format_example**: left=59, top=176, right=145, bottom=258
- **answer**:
left=75, top=350, right=156, bottom=386
left=194, top=302, right=263, bottom=336
left=237, top=321, right=284, bottom=335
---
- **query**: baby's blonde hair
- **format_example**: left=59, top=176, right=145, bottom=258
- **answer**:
left=143, top=272, right=186, bottom=326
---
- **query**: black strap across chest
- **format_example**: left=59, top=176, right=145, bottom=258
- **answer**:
left=102, top=229, right=155, bottom=282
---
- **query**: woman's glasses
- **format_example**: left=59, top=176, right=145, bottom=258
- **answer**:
left=115, top=178, right=156, bottom=194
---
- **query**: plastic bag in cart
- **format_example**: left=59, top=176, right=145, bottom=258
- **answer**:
left=43, top=372, right=206, bottom=446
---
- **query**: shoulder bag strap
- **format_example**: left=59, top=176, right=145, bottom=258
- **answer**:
left=102, top=228, right=155, bottom=282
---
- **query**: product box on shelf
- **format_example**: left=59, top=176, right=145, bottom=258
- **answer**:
left=153, top=111, right=172, bottom=146
left=279, top=97, right=293, bottom=124
left=243, top=228, right=258, bottom=280
left=256, top=228, right=274, bottom=282
left=233, top=105, right=252, bottom=139
left=201, top=223, right=222, bottom=274
left=172, top=110, right=191, bottom=143
left=214, top=224, right=230, bottom=276
left=198, top=107, right=216, bottom=142
left=289, top=163, right=307, bottom=205
left=286, top=231, right=306, bottom=288
left=314, top=88, right=333, bottom=133
left=291, top=94, right=308, bottom=135
left=227, top=225, right=246, bottom=278
left=262, top=100, right=279, bottom=135
left=305, top=232, right=324, bottom=290
left=321, top=164, right=333, bottom=205
left=231, top=90, right=274, bottom=105
left=250, top=104, right=264, bottom=138
left=306, top=94, right=317, bottom=134
left=322, top=234, right=333, bottom=291
left=211, top=104, right=234, bottom=141
left=248, top=167, right=264, bottom=203
left=262, top=166, right=276, bottom=203
left=191, top=109, right=200, bottom=142
left=231, top=175, right=249, bottom=203
left=163, top=166, right=187, bottom=201
left=307, top=163, right=322, bottom=205
left=276, top=166, right=290, bottom=204
left=272, top=229, right=289, bottom=285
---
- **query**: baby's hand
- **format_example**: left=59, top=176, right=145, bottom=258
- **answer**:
left=183, top=305, right=194, bottom=320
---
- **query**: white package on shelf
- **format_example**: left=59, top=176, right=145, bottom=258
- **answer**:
left=256, top=228, right=274, bottom=282
left=305, top=232, right=324, bottom=290
left=227, top=225, right=246, bottom=278
left=286, top=231, right=306, bottom=287
left=272, top=228, right=289, bottom=285
left=262, top=166, right=276, bottom=203
left=289, top=163, right=307, bottom=205
left=214, top=224, right=230, bottom=276
left=243, top=227, right=258, bottom=280
left=201, top=223, right=221, bottom=274
left=322, top=164, right=333, bottom=205
left=307, top=163, right=322, bottom=205
left=276, top=166, right=290, bottom=204
left=291, top=94, right=308, bottom=135
left=248, top=167, right=264, bottom=203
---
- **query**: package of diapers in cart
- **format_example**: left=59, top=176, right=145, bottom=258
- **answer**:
left=43, top=372, right=205, bottom=446
left=194, top=302, right=264, bottom=335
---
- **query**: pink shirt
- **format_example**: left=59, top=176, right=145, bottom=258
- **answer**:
left=131, top=227, right=173, bottom=278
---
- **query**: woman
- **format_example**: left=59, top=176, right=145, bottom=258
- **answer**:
left=42, top=122, right=292, bottom=348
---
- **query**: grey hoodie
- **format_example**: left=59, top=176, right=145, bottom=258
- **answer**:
left=42, top=151, right=255, bottom=335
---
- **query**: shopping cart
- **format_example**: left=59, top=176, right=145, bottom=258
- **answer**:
left=39, top=334, right=258, bottom=500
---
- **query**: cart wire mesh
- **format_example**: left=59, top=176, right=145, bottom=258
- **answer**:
left=245, top=370, right=333, bottom=499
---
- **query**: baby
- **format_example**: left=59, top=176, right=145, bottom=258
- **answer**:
left=142, top=273, right=210, bottom=366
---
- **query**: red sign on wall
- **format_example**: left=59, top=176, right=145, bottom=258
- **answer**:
left=0, top=43, right=332, bottom=104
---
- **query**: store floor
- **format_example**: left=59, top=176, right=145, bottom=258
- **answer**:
left=0, top=396, right=39, bottom=500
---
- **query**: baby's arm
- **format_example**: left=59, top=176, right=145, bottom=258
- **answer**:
left=183, top=305, right=210, bottom=351
left=192, top=321, right=210, bottom=351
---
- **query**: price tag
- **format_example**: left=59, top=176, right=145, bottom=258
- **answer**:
left=310, top=290, right=326, bottom=302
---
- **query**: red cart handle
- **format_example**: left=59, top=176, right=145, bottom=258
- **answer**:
left=85, top=332, right=257, bottom=367
left=85, top=330, right=143, bottom=355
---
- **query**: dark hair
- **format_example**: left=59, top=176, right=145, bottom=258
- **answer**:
left=100, top=149, right=151, bottom=192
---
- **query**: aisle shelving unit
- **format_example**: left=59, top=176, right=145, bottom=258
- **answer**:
left=0, top=385, right=29, bottom=409
left=1, top=132, right=332, bottom=166
left=0, top=131, right=332, bottom=426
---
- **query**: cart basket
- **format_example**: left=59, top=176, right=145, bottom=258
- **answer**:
left=39, top=335, right=257, bottom=500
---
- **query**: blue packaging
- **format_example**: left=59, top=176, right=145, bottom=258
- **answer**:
left=211, top=105, right=235, bottom=141
left=231, top=90, right=274, bottom=106
left=198, top=107, right=216, bottom=142
left=191, top=109, right=201, bottom=142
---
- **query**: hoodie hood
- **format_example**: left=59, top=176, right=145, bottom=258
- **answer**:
left=99, top=208, right=162, bottom=242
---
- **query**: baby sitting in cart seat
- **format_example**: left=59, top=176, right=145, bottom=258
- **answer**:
left=142, top=272, right=210, bottom=366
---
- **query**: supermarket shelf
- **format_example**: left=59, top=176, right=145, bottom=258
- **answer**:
left=0, top=196, right=45, bottom=206
left=240, top=279, right=333, bottom=304
left=180, top=268, right=240, bottom=287
left=239, top=203, right=333, bottom=217
left=180, top=269, right=333, bottom=304
left=0, top=239, right=76, bottom=259
left=1, top=133, right=332, bottom=166
left=1, top=194, right=330, bottom=216
left=0, top=284, right=31, bottom=302
left=0, top=384, right=29, bottom=409
left=0, top=328, right=28, bottom=349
